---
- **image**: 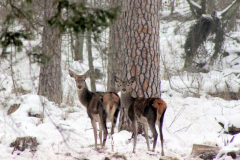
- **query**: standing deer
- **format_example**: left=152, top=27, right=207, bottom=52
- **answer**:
left=114, top=76, right=167, bottom=156
left=69, top=69, right=120, bottom=150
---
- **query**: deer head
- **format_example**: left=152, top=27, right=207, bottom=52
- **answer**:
left=114, top=76, right=135, bottom=94
left=69, top=69, right=91, bottom=90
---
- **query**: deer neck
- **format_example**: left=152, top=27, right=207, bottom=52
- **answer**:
left=121, top=91, right=134, bottom=109
left=77, top=87, right=93, bottom=107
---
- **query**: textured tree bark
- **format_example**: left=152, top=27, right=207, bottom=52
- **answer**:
left=38, top=0, right=62, bottom=104
left=121, top=0, right=161, bottom=98
left=118, top=0, right=161, bottom=132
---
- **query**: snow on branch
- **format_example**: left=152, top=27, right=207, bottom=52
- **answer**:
left=187, top=0, right=202, bottom=10
left=220, top=0, right=240, bottom=21
left=186, top=0, right=203, bottom=18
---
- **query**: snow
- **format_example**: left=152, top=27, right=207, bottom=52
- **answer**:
left=216, top=114, right=240, bottom=130
left=1, top=91, right=240, bottom=159
left=1, top=1, right=240, bottom=160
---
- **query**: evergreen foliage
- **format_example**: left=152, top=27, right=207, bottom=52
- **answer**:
left=48, top=0, right=120, bottom=39
left=0, top=0, right=120, bottom=60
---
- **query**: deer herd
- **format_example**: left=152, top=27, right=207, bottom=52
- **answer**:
left=69, top=69, right=167, bottom=156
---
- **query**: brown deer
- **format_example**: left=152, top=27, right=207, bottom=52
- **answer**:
left=69, top=69, right=120, bottom=150
left=114, top=76, right=167, bottom=156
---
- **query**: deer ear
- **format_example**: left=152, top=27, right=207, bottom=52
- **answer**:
left=114, top=76, right=121, bottom=83
left=69, top=69, right=76, bottom=78
left=129, top=77, right=135, bottom=84
left=84, top=70, right=92, bottom=77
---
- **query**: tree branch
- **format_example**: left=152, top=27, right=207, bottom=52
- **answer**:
left=221, top=0, right=240, bottom=21
left=186, top=0, right=204, bottom=19
left=9, top=1, right=38, bottom=31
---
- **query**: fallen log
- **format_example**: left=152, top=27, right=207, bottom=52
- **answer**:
left=189, top=144, right=220, bottom=159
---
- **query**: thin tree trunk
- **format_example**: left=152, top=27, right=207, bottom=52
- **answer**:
left=170, top=0, right=175, bottom=14
left=74, top=32, right=84, bottom=61
left=206, top=0, right=215, bottom=14
left=107, top=0, right=124, bottom=92
left=201, top=0, right=206, bottom=14
left=38, top=0, right=62, bottom=104
left=10, top=48, right=18, bottom=96
left=87, top=31, right=96, bottom=92
left=160, top=0, right=163, bottom=11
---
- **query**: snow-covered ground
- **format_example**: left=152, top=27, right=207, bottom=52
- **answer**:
left=0, top=89, right=240, bottom=160
left=1, top=2, right=240, bottom=160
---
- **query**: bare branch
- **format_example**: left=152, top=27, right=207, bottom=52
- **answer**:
left=169, top=106, right=185, bottom=128
left=221, top=0, right=240, bottom=21
left=173, top=123, right=193, bottom=134
left=9, top=1, right=38, bottom=31
left=186, top=0, right=204, bottom=19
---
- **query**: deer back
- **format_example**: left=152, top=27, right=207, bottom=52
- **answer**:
left=102, top=92, right=120, bottom=121
left=152, top=99, right=167, bottom=121
left=87, top=93, right=102, bottom=115
left=123, top=96, right=166, bottom=126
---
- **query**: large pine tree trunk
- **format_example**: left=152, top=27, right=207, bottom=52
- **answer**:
left=118, top=0, right=161, bottom=131
left=38, top=0, right=62, bottom=104
left=122, top=0, right=161, bottom=98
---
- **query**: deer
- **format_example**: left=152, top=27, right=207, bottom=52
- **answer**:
left=114, top=76, right=167, bottom=156
left=69, top=69, right=121, bottom=150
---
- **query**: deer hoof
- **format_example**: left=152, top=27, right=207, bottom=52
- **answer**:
left=94, top=147, right=100, bottom=151
left=101, top=146, right=106, bottom=150
left=161, top=151, right=165, bottom=156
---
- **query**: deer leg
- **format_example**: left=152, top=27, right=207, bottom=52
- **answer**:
left=99, top=123, right=103, bottom=146
left=110, top=121, right=115, bottom=152
left=148, top=120, right=158, bottom=152
left=101, top=120, right=108, bottom=148
left=99, top=108, right=108, bottom=148
left=111, top=105, right=120, bottom=135
left=143, top=124, right=150, bottom=151
left=132, top=119, right=138, bottom=153
left=159, top=110, right=166, bottom=156
left=110, top=119, right=115, bottom=136
left=91, top=119, right=98, bottom=150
